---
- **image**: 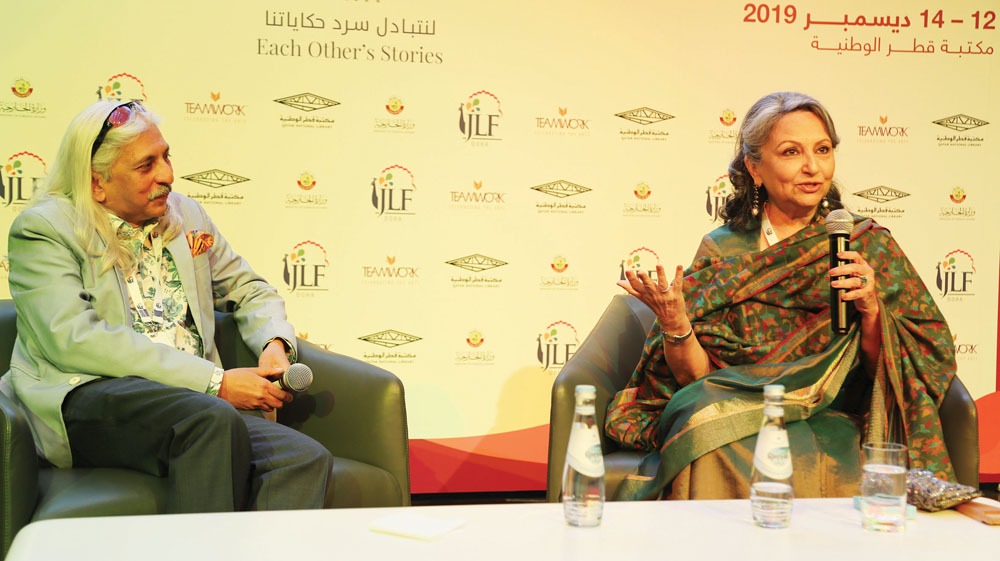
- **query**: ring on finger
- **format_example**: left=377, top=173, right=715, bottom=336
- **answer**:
left=859, top=276, right=868, bottom=287
left=659, top=285, right=669, bottom=293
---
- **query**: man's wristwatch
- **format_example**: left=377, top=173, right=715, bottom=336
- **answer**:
left=663, top=325, right=694, bottom=344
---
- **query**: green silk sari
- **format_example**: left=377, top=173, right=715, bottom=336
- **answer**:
left=605, top=218, right=956, bottom=500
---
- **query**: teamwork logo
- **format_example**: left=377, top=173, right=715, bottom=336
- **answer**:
left=952, top=334, right=979, bottom=359
left=535, top=106, right=591, bottom=132
left=536, top=321, right=579, bottom=371
left=936, top=250, right=975, bottom=298
left=450, top=179, right=507, bottom=206
left=856, top=115, right=909, bottom=142
left=96, top=73, right=147, bottom=101
left=11, top=78, right=31, bottom=98
left=362, top=255, right=420, bottom=280
left=705, top=175, right=732, bottom=222
left=185, top=92, right=247, bottom=117
left=371, top=164, right=415, bottom=216
left=458, top=90, right=502, bottom=142
left=1, top=152, right=45, bottom=207
left=283, top=241, right=329, bottom=293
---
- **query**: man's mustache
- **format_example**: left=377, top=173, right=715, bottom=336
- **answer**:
left=148, top=184, right=172, bottom=200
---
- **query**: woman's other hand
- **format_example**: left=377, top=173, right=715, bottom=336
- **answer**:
left=617, top=264, right=691, bottom=337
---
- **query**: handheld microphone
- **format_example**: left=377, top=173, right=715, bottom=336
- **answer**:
left=825, top=209, right=853, bottom=335
left=272, top=362, right=313, bottom=392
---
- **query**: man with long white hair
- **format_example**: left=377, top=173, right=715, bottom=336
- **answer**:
left=1, top=100, right=332, bottom=511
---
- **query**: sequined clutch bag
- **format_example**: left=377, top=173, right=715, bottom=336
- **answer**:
left=906, top=469, right=981, bottom=512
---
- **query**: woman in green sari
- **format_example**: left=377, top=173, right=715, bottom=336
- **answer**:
left=607, top=92, right=955, bottom=500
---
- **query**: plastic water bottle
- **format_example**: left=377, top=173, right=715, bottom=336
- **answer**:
left=562, top=384, right=605, bottom=527
left=750, top=384, right=793, bottom=528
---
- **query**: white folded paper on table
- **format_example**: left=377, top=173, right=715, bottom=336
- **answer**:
left=369, top=512, right=467, bottom=541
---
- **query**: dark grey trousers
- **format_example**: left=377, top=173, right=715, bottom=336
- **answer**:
left=62, top=376, right=332, bottom=512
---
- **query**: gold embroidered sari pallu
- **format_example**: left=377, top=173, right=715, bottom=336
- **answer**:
left=605, top=219, right=956, bottom=500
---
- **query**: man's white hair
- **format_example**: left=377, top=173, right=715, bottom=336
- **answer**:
left=32, top=100, right=182, bottom=274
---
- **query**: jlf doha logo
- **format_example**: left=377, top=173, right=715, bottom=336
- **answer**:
left=536, top=321, right=578, bottom=372
left=458, top=90, right=502, bottom=144
left=0, top=152, right=45, bottom=208
left=95, top=72, right=148, bottom=102
left=282, top=241, right=329, bottom=294
left=705, top=175, right=732, bottom=223
left=370, top=165, right=415, bottom=218
left=936, top=250, right=975, bottom=299
left=619, top=247, right=661, bottom=283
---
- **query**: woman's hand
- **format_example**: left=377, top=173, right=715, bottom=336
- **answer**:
left=618, top=264, right=709, bottom=385
left=829, top=250, right=879, bottom=320
left=831, top=250, right=882, bottom=375
left=617, top=264, right=691, bottom=337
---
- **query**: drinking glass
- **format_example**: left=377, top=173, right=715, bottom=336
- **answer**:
left=860, top=442, right=908, bottom=532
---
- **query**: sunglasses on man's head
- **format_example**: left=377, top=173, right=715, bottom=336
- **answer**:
left=90, top=101, right=145, bottom=158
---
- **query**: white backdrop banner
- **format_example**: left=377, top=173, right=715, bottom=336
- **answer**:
left=1, top=0, right=996, bottom=492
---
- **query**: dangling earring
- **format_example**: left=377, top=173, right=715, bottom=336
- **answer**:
left=751, top=185, right=760, bottom=217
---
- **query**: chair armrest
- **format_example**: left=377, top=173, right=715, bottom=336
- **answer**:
left=0, top=389, right=39, bottom=560
left=212, top=311, right=410, bottom=503
left=277, top=339, right=410, bottom=502
left=546, top=294, right=655, bottom=501
left=940, top=376, right=979, bottom=487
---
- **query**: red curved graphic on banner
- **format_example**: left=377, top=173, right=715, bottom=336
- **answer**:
left=976, top=392, right=1000, bottom=483
left=409, top=424, right=549, bottom=493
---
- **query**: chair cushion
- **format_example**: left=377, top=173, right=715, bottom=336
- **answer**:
left=34, top=457, right=402, bottom=519
left=604, top=450, right=645, bottom=500
left=327, top=456, right=403, bottom=508
left=33, top=467, right=168, bottom=521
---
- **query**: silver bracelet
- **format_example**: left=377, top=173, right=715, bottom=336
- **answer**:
left=663, top=325, right=694, bottom=344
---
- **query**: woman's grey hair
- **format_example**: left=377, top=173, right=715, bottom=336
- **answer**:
left=722, top=91, right=844, bottom=232
left=31, top=100, right=181, bottom=274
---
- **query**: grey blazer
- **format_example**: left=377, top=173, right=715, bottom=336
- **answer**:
left=2, top=192, right=295, bottom=467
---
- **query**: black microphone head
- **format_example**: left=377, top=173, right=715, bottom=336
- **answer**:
left=825, top=209, right=853, bottom=236
left=284, top=363, right=313, bottom=392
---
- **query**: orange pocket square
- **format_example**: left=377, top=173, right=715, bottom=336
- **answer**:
left=186, top=230, right=214, bottom=257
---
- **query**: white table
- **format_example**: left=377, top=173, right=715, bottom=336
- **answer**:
left=7, top=498, right=997, bottom=560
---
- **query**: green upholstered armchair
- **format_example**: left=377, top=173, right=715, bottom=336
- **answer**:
left=0, top=299, right=410, bottom=559
left=546, top=294, right=980, bottom=501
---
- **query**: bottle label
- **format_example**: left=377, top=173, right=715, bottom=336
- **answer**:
left=753, top=425, right=792, bottom=479
left=566, top=422, right=605, bottom=477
